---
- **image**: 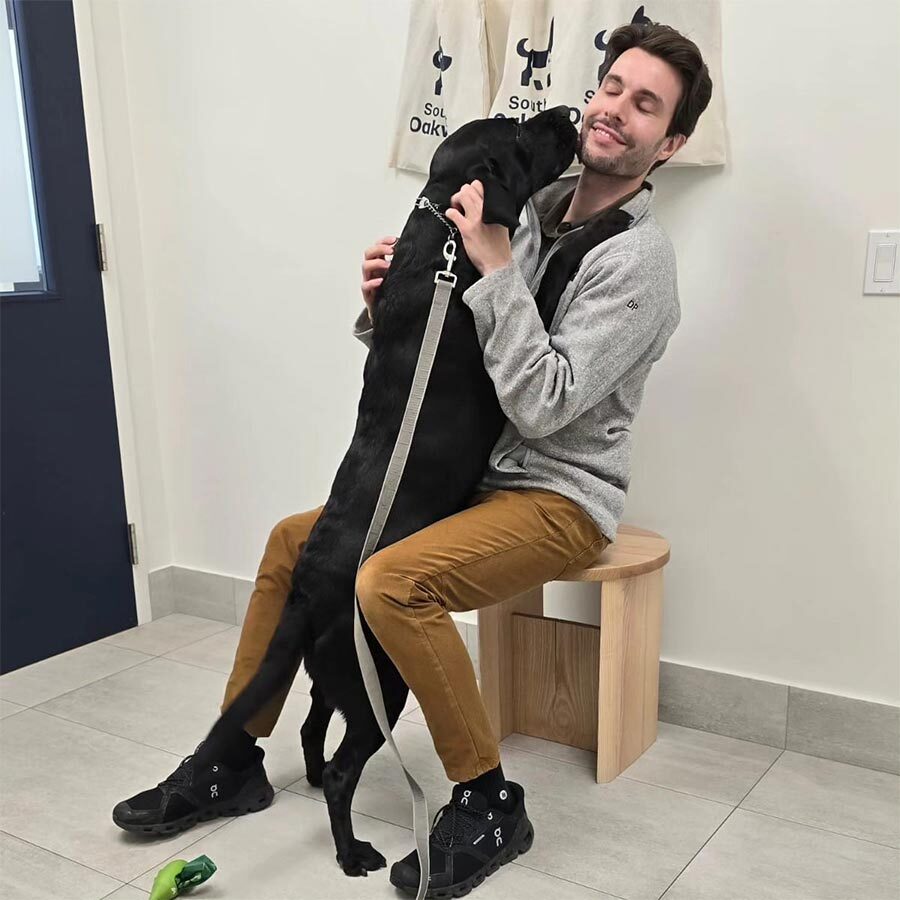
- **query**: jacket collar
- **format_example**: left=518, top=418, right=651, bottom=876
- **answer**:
left=528, top=173, right=654, bottom=229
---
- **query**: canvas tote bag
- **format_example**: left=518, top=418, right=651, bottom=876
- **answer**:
left=485, top=0, right=727, bottom=177
left=388, top=0, right=492, bottom=174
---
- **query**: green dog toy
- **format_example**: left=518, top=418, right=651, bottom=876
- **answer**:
left=149, top=855, right=217, bottom=900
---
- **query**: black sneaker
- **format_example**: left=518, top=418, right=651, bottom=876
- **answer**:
left=389, top=780, right=534, bottom=899
left=112, top=741, right=274, bottom=836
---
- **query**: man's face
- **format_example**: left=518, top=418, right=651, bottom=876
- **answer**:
left=576, top=47, right=687, bottom=178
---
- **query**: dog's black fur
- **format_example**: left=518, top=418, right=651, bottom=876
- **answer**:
left=200, top=105, right=631, bottom=876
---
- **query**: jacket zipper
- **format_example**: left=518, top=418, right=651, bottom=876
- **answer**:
left=502, top=206, right=587, bottom=468
left=524, top=204, right=585, bottom=295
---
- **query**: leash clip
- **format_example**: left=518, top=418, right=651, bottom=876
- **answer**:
left=435, top=238, right=458, bottom=287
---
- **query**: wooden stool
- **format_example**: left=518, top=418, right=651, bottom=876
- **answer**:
left=478, top=524, right=670, bottom=783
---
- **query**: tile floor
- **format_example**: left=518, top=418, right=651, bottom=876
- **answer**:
left=0, top=613, right=897, bottom=900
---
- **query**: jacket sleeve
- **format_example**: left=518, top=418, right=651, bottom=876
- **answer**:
left=352, top=306, right=374, bottom=350
left=460, top=252, right=669, bottom=439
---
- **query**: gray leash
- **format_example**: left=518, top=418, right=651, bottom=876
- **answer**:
left=353, top=196, right=458, bottom=900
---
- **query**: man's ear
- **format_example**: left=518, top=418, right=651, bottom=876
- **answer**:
left=467, top=162, right=519, bottom=230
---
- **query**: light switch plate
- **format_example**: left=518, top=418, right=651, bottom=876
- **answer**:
left=863, top=230, right=900, bottom=295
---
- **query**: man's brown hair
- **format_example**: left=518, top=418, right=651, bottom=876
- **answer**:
left=598, top=21, right=713, bottom=173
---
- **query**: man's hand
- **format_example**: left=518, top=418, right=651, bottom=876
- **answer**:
left=445, top=180, right=513, bottom=277
left=361, top=235, right=397, bottom=323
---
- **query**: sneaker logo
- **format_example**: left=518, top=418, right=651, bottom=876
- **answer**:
left=499, top=788, right=508, bottom=800
left=494, top=826, right=503, bottom=847
left=210, top=783, right=219, bottom=799
left=473, top=834, right=484, bottom=845
left=460, top=789, right=472, bottom=806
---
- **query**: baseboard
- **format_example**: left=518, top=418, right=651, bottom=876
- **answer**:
left=149, top=565, right=898, bottom=775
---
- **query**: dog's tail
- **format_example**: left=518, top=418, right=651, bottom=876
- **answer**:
left=199, top=596, right=310, bottom=763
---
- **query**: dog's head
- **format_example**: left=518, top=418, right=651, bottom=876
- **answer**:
left=427, top=105, right=578, bottom=230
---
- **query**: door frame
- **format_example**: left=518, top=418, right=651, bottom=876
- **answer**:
left=68, top=0, right=152, bottom=624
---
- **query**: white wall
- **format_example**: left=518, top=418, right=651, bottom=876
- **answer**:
left=84, top=0, right=899, bottom=706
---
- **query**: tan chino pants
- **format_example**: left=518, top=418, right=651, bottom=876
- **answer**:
left=221, top=487, right=609, bottom=782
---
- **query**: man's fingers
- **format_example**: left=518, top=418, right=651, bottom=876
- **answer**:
left=448, top=184, right=483, bottom=226
left=450, top=181, right=483, bottom=207
left=364, top=241, right=396, bottom=260
left=363, top=257, right=391, bottom=276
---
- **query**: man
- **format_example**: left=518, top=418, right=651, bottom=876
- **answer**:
left=113, top=20, right=711, bottom=900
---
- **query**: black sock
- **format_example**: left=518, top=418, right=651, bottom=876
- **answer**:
left=458, top=762, right=515, bottom=812
left=212, top=728, right=257, bottom=770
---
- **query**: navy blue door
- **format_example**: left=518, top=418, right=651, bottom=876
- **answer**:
left=1, top=0, right=137, bottom=673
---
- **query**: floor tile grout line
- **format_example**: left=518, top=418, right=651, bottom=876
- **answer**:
left=509, top=857, right=629, bottom=898
left=735, top=806, right=900, bottom=852
left=1, top=615, right=234, bottom=710
left=779, top=746, right=900, bottom=777
left=616, top=773, right=747, bottom=806
left=98, top=882, right=133, bottom=900
left=10, top=644, right=306, bottom=718
left=659, top=719, right=792, bottom=753
left=656, top=804, right=739, bottom=900
left=102, top=616, right=235, bottom=659
left=280, top=784, right=419, bottom=834
left=735, top=749, right=785, bottom=805
left=21, top=706, right=226, bottom=772
left=0, top=827, right=129, bottom=888
left=784, top=686, right=791, bottom=749
left=141, top=652, right=314, bottom=699
left=3, top=656, right=156, bottom=711
left=21, top=707, right=313, bottom=796
left=656, top=750, right=785, bottom=899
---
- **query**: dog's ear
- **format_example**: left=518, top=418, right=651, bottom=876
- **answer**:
left=467, top=161, right=520, bottom=230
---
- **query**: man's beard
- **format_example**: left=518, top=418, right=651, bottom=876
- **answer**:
left=575, top=125, right=663, bottom=178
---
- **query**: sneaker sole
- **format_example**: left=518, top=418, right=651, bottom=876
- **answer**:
left=112, top=778, right=275, bottom=836
left=390, top=812, right=535, bottom=899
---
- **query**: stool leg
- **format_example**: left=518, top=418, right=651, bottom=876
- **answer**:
left=597, top=569, right=663, bottom=782
left=478, top=585, right=544, bottom=742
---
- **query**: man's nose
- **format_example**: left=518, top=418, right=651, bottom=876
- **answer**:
left=588, top=93, right=624, bottom=126
left=602, top=95, right=626, bottom=124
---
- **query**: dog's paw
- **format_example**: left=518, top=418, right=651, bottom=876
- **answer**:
left=337, top=838, right=387, bottom=876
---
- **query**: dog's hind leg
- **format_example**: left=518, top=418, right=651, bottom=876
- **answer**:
left=300, top=681, right=334, bottom=788
left=322, top=686, right=407, bottom=877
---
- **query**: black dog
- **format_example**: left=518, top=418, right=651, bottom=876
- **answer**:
left=200, top=106, right=585, bottom=876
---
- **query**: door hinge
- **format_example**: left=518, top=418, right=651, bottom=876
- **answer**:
left=95, top=223, right=108, bottom=271
left=128, top=522, right=138, bottom=566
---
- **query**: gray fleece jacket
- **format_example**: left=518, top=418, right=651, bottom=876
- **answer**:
left=351, top=174, right=680, bottom=543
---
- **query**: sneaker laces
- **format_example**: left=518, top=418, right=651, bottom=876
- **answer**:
left=430, top=798, right=488, bottom=850
left=159, top=740, right=211, bottom=790
left=159, top=753, right=197, bottom=790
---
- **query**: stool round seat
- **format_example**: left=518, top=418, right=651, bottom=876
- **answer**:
left=559, top=524, right=670, bottom=583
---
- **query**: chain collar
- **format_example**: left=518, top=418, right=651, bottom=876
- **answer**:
left=414, top=195, right=458, bottom=241
left=414, top=194, right=459, bottom=286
